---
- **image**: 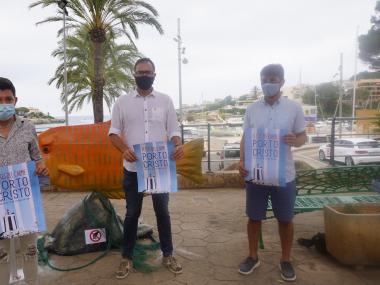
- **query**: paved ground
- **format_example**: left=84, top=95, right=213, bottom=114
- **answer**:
left=35, top=189, right=380, bottom=285
left=293, top=147, right=327, bottom=169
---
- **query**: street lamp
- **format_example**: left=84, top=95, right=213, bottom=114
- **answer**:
left=338, top=53, right=343, bottom=138
left=352, top=26, right=359, bottom=133
left=173, top=18, right=188, bottom=123
left=58, top=0, right=69, bottom=126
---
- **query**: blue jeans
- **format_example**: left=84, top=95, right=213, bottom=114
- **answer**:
left=122, top=169, right=173, bottom=259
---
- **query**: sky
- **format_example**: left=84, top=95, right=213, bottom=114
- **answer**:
left=0, top=0, right=376, bottom=117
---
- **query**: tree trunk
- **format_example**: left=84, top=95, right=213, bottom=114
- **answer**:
left=92, top=40, right=104, bottom=123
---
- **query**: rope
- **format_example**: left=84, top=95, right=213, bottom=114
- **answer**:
left=37, top=233, right=112, bottom=271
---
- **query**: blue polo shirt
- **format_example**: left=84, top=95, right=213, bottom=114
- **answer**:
left=243, top=97, right=306, bottom=182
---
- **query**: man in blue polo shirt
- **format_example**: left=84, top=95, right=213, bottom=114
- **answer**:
left=238, top=64, right=306, bottom=282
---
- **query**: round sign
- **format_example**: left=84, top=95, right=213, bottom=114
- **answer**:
left=89, top=229, right=102, bottom=242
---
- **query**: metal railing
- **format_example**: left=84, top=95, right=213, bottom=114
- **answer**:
left=181, top=118, right=380, bottom=172
left=35, top=118, right=380, bottom=172
left=181, top=123, right=242, bottom=172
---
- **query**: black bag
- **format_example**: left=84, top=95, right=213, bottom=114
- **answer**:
left=297, top=232, right=327, bottom=255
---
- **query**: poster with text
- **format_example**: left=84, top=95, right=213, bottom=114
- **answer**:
left=244, top=128, right=287, bottom=187
left=0, top=161, right=46, bottom=239
left=134, top=141, right=177, bottom=193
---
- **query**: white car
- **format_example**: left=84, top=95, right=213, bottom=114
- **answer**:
left=218, top=143, right=240, bottom=170
left=183, top=127, right=200, bottom=142
left=318, top=138, right=380, bottom=166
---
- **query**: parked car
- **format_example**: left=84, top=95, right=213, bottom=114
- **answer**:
left=318, top=138, right=380, bottom=166
left=218, top=143, right=240, bottom=170
left=183, top=127, right=201, bottom=143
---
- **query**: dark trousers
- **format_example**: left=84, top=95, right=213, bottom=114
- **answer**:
left=122, top=169, right=173, bottom=259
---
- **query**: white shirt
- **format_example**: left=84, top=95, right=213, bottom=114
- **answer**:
left=109, top=90, right=181, bottom=172
left=243, top=96, right=306, bottom=183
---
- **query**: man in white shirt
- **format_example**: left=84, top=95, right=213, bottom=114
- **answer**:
left=109, top=58, right=184, bottom=279
left=238, top=64, right=306, bottom=282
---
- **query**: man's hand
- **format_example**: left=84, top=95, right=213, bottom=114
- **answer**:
left=283, top=133, right=297, bottom=147
left=123, top=148, right=137, bottom=162
left=238, top=161, right=248, bottom=177
left=35, top=160, right=49, bottom=176
left=172, top=145, right=184, bottom=160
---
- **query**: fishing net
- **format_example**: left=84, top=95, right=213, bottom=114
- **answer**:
left=37, top=192, right=160, bottom=272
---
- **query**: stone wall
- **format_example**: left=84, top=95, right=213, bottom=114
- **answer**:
left=178, top=171, right=244, bottom=189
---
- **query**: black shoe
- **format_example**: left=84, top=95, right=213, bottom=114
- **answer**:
left=238, top=257, right=260, bottom=275
left=279, top=261, right=296, bottom=281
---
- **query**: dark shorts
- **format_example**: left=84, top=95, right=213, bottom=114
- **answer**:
left=246, top=180, right=296, bottom=222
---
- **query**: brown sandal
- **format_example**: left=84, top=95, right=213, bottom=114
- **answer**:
left=115, top=258, right=133, bottom=279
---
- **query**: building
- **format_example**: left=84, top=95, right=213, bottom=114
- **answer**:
left=357, top=79, right=380, bottom=108
left=27, top=107, right=43, bottom=114
left=303, top=104, right=318, bottom=122
left=356, top=109, right=380, bottom=134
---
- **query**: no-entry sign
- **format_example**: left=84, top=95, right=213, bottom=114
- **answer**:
left=85, top=228, right=106, bottom=245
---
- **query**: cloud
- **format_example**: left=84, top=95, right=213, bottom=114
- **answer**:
left=0, top=0, right=375, bottom=116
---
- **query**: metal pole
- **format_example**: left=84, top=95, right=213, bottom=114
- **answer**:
left=177, top=18, right=183, bottom=123
left=339, top=53, right=343, bottom=138
left=207, top=123, right=211, bottom=172
left=352, top=26, right=359, bottom=130
left=63, top=10, right=69, bottom=126
left=180, top=124, right=184, bottom=144
left=314, top=85, right=317, bottom=107
left=330, top=117, right=336, bottom=166
left=314, top=85, right=318, bottom=123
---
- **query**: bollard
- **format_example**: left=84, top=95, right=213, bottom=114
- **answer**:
left=9, top=237, right=25, bottom=284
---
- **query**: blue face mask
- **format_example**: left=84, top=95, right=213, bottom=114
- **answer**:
left=0, top=104, right=16, bottom=121
left=262, top=83, right=281, bottom=97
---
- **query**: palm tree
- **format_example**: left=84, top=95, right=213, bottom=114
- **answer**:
left=50, top=27, right=140, bottom=113
left=30, top=0, right=163, bottom=122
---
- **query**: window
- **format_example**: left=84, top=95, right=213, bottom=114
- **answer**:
left=356, top=141, right=379, bottom=149
left=224, top=149, right=240, bottom=158
left=341, top=140, right=354, bottom=148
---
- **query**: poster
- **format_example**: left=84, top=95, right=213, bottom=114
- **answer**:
left=244, top=128, right=287, bottom=187
left=134, top=141, right=177, bottom=193
left=0, top=161, right=46, bottom=239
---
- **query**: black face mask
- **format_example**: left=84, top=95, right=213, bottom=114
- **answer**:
left=135, top=76, right=155, bottom=90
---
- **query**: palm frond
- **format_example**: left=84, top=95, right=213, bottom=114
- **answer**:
left=31, top=0, right=162, bottom=119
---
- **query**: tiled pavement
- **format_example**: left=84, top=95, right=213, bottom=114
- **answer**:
left=36, top=189, right=380, bottom=285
